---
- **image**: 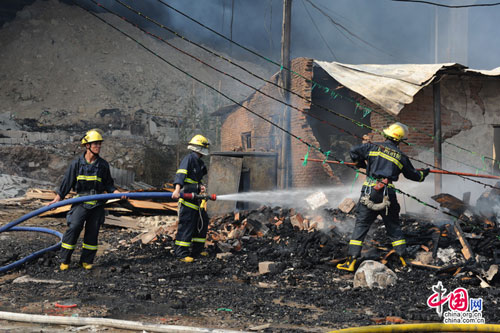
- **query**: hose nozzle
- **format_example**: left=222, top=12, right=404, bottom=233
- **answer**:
left=182, top=193, right=217, bottom=201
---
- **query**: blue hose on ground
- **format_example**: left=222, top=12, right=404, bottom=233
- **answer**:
left=0, top=192, right=175, bottom=274
left=0, top=227, right=63, bottom=274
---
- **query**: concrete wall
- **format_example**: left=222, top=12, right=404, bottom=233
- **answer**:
left=369, top=75, right=500, bottom=207
left=370, top=76, right=500, bottom=172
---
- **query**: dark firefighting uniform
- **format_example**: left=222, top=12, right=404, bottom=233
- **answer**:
left=57, top=154, right=116, bottom=265
left=173, top=151, right=208, bottom=258
left=348, top=140, right=427, bottom=258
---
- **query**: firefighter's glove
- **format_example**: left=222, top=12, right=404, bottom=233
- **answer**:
left=421, top=168, right=430, bottom=180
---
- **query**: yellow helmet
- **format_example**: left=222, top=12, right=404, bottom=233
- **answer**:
left=81, top=129, right=103, bottom=145
left=383, top=122, right=408, bottom=141
left=188, top=134, right=210, bottom=155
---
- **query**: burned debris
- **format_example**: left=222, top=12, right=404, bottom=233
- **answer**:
left=1, top=185, right=500, bottom=331
left=3, top=186, right=500, bottom=282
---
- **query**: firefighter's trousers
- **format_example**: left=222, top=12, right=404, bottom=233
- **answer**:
left=174, top=201, right=208, bottom=258
left=60, top=204, right=105, bottom=265
left=348, top=190, right=406, bottom=258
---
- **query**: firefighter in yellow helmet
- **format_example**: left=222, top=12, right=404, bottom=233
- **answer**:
left=171, top=135, right=210, bottom=263
left=47, top=129, right=125, bottom=271
left=337, top=123, right=430, bottom=272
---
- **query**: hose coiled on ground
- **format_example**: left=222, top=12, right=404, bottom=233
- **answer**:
left=0, top=192, right=176, bottom=273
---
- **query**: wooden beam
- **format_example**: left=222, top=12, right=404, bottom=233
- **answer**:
left=453, top=221, right=474, bottom=261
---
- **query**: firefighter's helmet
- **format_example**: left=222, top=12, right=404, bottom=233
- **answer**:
left=81, top=129, right=103, bottom=145
left=187, top=134, right=210, bottom=156
left=383, top=122, right=408, bottom=142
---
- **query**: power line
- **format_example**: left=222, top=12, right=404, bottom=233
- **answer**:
left=150, top=0, right=500, bottom=174
left=73, top=0, right=493, bottom=223
left=300, top=0, right=337, bottom=60
left=304, top=0, right=396, bottom=59
left=391, top=0, right=500, bottom=8
left=105, top=0, right=500, bottom=190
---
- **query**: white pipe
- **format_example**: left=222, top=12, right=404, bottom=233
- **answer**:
left=0, top=311, right=248, bottom=333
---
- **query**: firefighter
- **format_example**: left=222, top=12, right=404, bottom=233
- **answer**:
left=47, top=129, right=125, bottom=271
left=171, top=134, right=210, bottom=263
left=337, top=122, right=430, bottom=271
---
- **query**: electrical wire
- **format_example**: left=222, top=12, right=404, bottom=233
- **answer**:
left=151, top=0, right=500, bottom=172
left=73, top=0, right=477, bottom=224
left=391, top=0, right=500, bottom=8
left=304, top=0, right=397, bottom=59
left=86, top=0, right=500, bottom=194
left=301, top=0, right=337, bottom=60
left=104, top=0, right=500, bottom=191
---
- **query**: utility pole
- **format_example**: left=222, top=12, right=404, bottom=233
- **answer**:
left=279, top=0, right=292, bottom=189
left=433, top=80, right=442, bottom=195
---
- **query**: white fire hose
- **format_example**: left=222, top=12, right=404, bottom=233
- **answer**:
left=0, top=311, right=247, bottom=333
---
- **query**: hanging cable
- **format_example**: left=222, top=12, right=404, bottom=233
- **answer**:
left=304, top=0, right=397, bottom=59
left=151, top=0, right=500, bottom=171
left=72, top=1, right=476, bottom=224
left=98, top=0, right=500, bottom=191
left=301, top=0, right=337, bottom=60
left=392, top=0, right=500, bottom=8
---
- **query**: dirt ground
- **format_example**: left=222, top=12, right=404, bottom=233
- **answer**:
left=1, top=202, right=499, bottom=333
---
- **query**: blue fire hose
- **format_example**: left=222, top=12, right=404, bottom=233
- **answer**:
left=0, top=192, right=177, bottom=274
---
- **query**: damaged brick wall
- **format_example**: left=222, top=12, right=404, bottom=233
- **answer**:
left=219, top=58, right=341, bottom=188
left=288, top=59, right=341, bottom=187
left=369, top=79, right=474, bottom=158
left=219, top=63, right=500, bottom=188
left=369, top=87, right=436, bottom=156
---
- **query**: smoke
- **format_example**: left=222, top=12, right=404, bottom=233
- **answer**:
left=396, top=171, right=498, bottom=226
left=217, top=185, right=359, bottom=234
left=71, top=0, right=499, bottom=69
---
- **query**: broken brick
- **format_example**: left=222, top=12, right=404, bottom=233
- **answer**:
left=338, top=197, right=356, bottom=214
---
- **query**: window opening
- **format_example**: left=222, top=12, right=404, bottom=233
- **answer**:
left=241, top=132, right=252, bottom=149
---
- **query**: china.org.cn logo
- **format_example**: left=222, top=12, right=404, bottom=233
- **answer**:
left=427, top=281, right=485, bottom=324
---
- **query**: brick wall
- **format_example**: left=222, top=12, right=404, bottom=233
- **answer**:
left=366, top=82, right=471, bottom=157
left=219, top=63, right=478, bottom=188
left=219, top=58, right=341, bottom=188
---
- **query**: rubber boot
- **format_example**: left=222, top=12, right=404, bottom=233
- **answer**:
left=60, top=263, right=69, bottom=271
left=81, top=262, right=93, bottom=270
left=399, top=256, right=411, bottom=267
left=337, top=257, right=357, bottom=272
left=179, top=256, right=194, bottom=263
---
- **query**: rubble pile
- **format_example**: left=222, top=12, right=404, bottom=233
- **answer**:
left=1, top=190, right=500, bottom=331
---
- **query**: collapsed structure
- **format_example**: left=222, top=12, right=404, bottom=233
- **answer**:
left=214, top=58, right=500, bottom=192
left=1, top=1, right=500, bottom=330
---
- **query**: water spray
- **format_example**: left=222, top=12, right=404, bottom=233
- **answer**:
left=216, top=187, right=357, bottom=211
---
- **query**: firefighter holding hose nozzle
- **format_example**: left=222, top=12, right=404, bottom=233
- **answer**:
left=337, top=123, right=430, bottom=272
left=171, top=134, right=211, bottom=263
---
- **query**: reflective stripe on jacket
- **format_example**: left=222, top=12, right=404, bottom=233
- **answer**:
left=57, top=153, right=117, bottom=207
left=350, top=140, right=425, bottom=183
left=174, top=151, right=207, bottom=210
